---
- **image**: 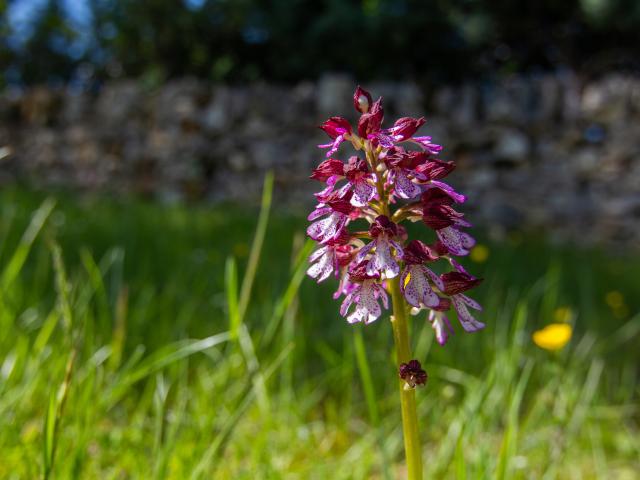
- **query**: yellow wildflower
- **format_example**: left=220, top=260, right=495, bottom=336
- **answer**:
left=533, top=323, right=572, bottom=351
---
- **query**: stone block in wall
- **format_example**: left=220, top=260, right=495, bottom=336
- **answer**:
left=493, top=128, right=530, bottom=164
left=96, top=81, right=145, bottom=128
left=581, top=75, right=633, bottom=124
left=317, top=74, right=353, bottom=117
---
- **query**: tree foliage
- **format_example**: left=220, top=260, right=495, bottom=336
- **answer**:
left=2, top=0, right=640, bottom=86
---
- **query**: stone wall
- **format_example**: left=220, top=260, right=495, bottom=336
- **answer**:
left=0, top=73, right=639, bottom=247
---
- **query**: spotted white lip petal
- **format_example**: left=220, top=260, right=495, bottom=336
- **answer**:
left=306, top=212, right=346, bottom=244
left=423, top=266, right=445, bottom=291
left=452, top=295, right=485, bottom=332
left=306, top=247, right=335, bottom=283
left=367, top=237, right=399, bottom=279
left=351, top=178, right=376, bottom=207
left=437, top=226, right=471, bottom=256
left=459, top=293, right=482, bottom=311
left=429, top=310, right=453, bottom=345
left=402, top=266, right=437, bottom=308
left=394, top=169, right=422, bottom=199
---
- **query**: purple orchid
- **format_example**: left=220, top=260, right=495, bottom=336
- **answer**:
left=319, top=117, right=353, bottom=157
left=340, top=262, right=389, bottom=324
left=306, top=189, right=355, bottom=245
left=307, top=232, right=354, bottom=283
left=427, top=297, right=455, bottom=345
left=306, top=85, right=485, bottom=345
left=441, top=271, right=485, bottom=333
left=400, top=240, right=443, bottom=309
left=355, top=216, right=404, bottom=279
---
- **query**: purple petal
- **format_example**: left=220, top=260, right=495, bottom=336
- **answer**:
left=308, top=246, right=328, bottom=264
left=421, top=265, right=445, bottom=291
left=437, top=227, right=471, bottom=256
left=307, top=212, right=346, bottom=244
left=394, top=169, right=422, bottom=199
left=452, top=295, right=485, bottom=332
left=411, top=136, right=443, bottom=154
left=346, top=281, right=382, bottom=324
left=460, top=231, right=476, bottom=249
left=340, top=290, right=357, bottom=317
left=449, top=258, right=469, bottom=274
left=351, top=179, right=376, bottom=207
left=375, top=283, right=389, bottom=309
left=307, top=206, right=332, bottom=221
left=318, top=134, right=345, bottom=157
left=402, top=265, right=438, bottom=308
left=307, top=247, right=335, bottom=283
left=389, top=240, right=404, bottom=260
left=355, top=240, right=375, bottom=263
left=367, top=237, right=399, bottom=278
left=370, top=132, right=396, bottom=149
left=429, top=310, right=454, bottom=345
left=429, top=181, right=466, bottom=203
left=459, top=293, right=483, bottom=311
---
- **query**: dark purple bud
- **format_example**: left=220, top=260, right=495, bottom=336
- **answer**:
left=422, top=204, right=464, bottom=230
left=326, top=190, right=355, bottom=215
left=310, top=158, right=345, bottom=182
left=344, top=156, right=369, bottom=181
left=334, top=243, right=355, bottom=267
left=320, top=117, right=352, bottom=139
left=441, top=271, right=483, bottom=295
left=392, top=117, right=426, bottom=141
left=353, top=86, right=373, bottom=114
left=348, top=260, right=379, bottom=281
left=325, top=229, right=352, bottom=247
left=403, top=240, right=439, bottom=265
left=430, top=296, right=452, bottom=311
left=415, top=159, right=456, bottom=181
left=369, top=215, right=399, bottom=238
left=357, top=98, right=384, bottom=138
left=421, top=188, right=455, bottom=206
left=396, top=224, right=408, bottom=241
left=431, top=241, right=450, bottom=257
left=399, top=359, right=428, bottom=388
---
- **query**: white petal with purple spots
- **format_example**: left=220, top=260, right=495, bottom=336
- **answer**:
left=351, top=178, right=376, bottom=207
left=459, top=293, right=483, bottom=311
left=452, top=295, right=485, bottom=332
left=306, top=246, right=335, bottom=283
left=306, top=212, right=347, bottom=244
left=428, top=310, right=454, bottom=345
left=394, top=169, right=422, bottom=199
left=346, top=281, right=382, bottom=324
left=437, top=227, right=472, bottom=256
left=402, top=265, right=439, bottom=308
left=366, top=237, right=400, bottom=278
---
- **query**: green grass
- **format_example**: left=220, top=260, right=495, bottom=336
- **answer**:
left=0, top=184, right=639, bottom=479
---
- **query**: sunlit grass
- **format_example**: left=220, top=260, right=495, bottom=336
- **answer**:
left=0, top=186, right=638, bottom=479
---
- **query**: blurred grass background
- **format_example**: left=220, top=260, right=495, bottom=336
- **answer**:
left=0, top=184, right=638, bottom=479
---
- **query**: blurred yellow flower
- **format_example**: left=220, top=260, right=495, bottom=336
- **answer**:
left=553, top=306, right=573, bottom=323
left=533, top=323, right=572, bottom=351
left=605, top=291, right=624, bottom=309
left=470, top=244, right=489, bottom=263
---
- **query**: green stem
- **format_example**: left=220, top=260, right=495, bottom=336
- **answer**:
left=389, top=276, right=423, bottom=480
left=366, top=138, right=422, bottom=478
